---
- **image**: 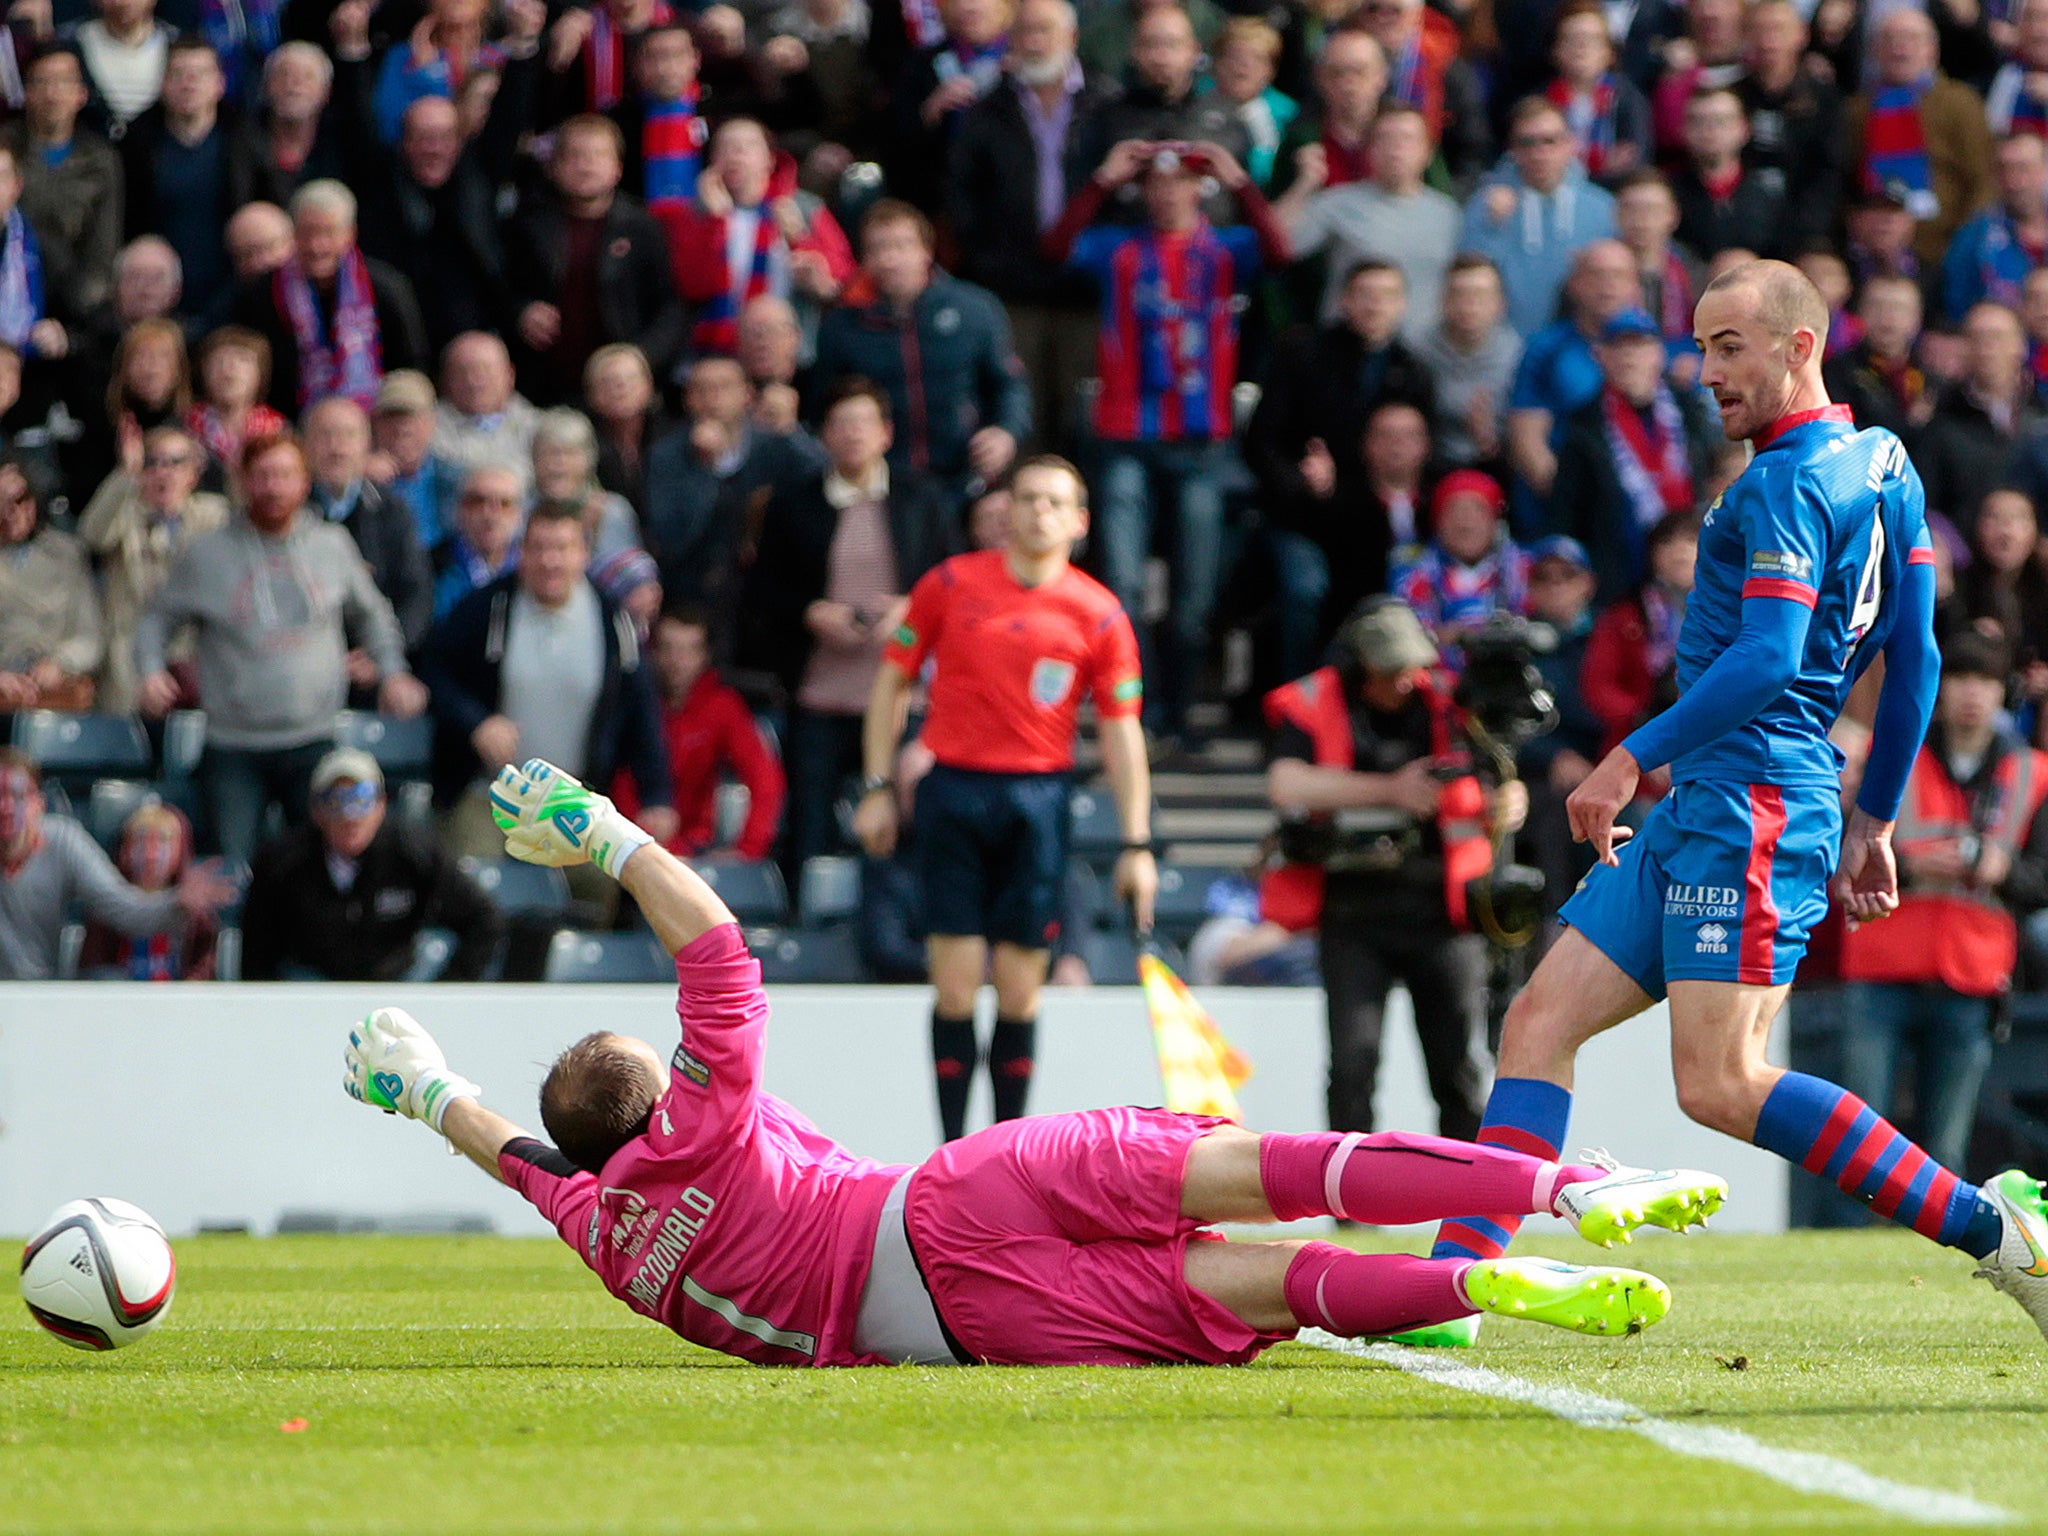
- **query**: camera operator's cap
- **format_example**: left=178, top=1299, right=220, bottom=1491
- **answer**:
left=311, top=747, right=384, bottom=797
left=374, top=369, right=435, bottom=416
left=1529, top=534, right=1591, bottom=571
left=1351, top=600, right=1439, bottom=672
left=1599, top=308, right=1663, bottom=343
left=1431, top=467, right=1505, bottom=526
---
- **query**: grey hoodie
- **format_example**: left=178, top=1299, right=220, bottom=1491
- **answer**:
left=135, top=510, right=412, bottom=751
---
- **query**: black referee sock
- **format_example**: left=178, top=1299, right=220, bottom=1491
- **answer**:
left=989, top=1016, right=1038, bottom=1123
left=931, top=1012, right=980, bottom=1142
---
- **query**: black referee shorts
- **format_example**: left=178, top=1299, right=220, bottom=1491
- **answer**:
left=915, top=764, right=1071, bottom=949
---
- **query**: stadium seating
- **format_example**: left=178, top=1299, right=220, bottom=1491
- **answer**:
left=213, top=927, right=243, bottom=982
left=160, top=710, right=207, bottom=781
left=404, top=929, right=457, bottom=983
left=1147, top=864, right=1237, bottom=943
left=749, top=925, right=865, bottom=984
left=1078, top=929, right=1184, bottom=985
left=53, top=922, right=84, bottom=980
left=1069, top=787, right=1164, bottom=866
left=714, top=782, right=752, bottom=847
left=796, top=856, right=862, bottom=927
left=457, top=858, right=571, bottom=918
left=695, top=858, right=788, bottom=923
left=86, top=778, right=156, bottom=851
left=332, top=711, right=433, bottom=781
left=542, top=930, right=673, bottom=984
left=12, top=711, right=152, bottom=789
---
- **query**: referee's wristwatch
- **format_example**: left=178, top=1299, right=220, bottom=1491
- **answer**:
left=858, top=774, right=895, bottom=798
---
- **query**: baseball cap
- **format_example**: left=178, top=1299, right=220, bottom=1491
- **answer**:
left=311, top=747, right=384, bottom=797
left=1528, top=534, right=1592, bottom=571
left=1348, top=600, right=1439, bottom=672
left=374, top=370, right=435, bottom=416
left=1599, top=308, right=1663, bottom=343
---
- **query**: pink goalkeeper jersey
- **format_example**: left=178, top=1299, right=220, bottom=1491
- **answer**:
left=500, top=924, right=909, bottom=1366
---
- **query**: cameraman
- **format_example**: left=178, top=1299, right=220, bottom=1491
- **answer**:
left=1264, top=599, right=1527, bottom=1141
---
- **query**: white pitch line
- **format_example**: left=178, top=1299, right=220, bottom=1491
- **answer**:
left=1298, top=1329, right=2012, bottom=1528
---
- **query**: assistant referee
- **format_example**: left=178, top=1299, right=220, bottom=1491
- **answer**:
left=856, top=455, right=1158, bottom=1141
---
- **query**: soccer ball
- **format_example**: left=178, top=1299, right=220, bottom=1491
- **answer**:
left=19, top=1198, right=176, bottom=1351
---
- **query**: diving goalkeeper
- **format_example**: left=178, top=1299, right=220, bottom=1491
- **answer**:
left=342, top=759, right=1727, bottom=1367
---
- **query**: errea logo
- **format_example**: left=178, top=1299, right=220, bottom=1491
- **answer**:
left=1696, top=923, right=1730, bottom=955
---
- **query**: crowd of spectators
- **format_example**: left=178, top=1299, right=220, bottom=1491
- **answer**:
left=1, top=0, right=2047, bottom=1158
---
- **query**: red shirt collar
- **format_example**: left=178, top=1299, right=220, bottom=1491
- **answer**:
left=1751, top=403, right=1854, bottom=450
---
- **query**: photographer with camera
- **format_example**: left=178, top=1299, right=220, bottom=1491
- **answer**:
left=1263, top=599, right=1529, bottom=1141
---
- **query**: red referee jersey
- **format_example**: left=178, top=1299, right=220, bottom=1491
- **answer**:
left=883, top=550, right=1142, bottom=773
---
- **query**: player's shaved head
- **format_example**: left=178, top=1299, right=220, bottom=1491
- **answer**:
left=1700, top=258, right=1829, bottom=348
left=1695, top=258, right=1833, bottom=442
left=541, top=1032, right=665, bottom=1173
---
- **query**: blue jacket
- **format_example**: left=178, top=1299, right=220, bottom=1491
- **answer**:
left=1940, top=207, right=2039, bottom=324
left=415, top=574, right=672, bottom=809
left=1459, top=167, right=1617, bottom=342
left=811, top=272, right=1031, bottom=486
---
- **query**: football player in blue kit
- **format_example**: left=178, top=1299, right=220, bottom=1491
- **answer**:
left=1422, top=259, right=2048, bottom=1346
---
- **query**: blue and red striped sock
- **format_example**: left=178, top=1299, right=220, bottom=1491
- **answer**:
left=1431, top=1077, right=1573, bottom=1261
left=1754, top=1071, right=2002, bottom=1257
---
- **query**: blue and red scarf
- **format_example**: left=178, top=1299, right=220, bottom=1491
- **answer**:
left=275, top=246, right=383, bottom=411
left=588, top=0, right=673, bottom=111
left=930, top=35, right=1006, bottom=120
left=1863, top=74, right=1938, bottom=218
left=1652, top=248, right=1693, bottom=343
left=1602, top=384, right=1692, bottom=543
left=1548, top=74, right=1620, bottom=178
left=641, top=86, right=705, bottom=214
left=2012, top=80, right=2048, bottom=137
left=691, top=206, right=784, bottom=354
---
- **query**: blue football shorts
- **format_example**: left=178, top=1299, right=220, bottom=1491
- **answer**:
left=1559, top=779, right=1840, bottom=997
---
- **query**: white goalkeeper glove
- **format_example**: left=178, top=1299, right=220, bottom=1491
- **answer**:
left=343, top=1006, right=481, bottom=1133
left=488, top=758, right=651, bottom=881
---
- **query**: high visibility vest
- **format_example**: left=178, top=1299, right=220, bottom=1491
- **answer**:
left=1260, top=665, right=1495, bottom=931
left=1839, top=738, right=2048, bottom=997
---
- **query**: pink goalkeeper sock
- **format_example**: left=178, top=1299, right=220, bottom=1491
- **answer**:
left=1283, top=1242, right=1475, bottom=1336
left=1259, top=1129, right=1604, bottom=1225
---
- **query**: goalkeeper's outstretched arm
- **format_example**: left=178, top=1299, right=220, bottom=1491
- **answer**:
left=487, top=758, right=736, bottom=954
left=440, top=1098, right=524, bottom=1184
left=617, top=841, right=736, bottom=956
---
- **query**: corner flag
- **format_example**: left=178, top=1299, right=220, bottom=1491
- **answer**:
left=1138, top=952, right=1254, bottom=1121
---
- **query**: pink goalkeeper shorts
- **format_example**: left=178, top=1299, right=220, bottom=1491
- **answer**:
left=902, top=1106, right=1287, bottom=1366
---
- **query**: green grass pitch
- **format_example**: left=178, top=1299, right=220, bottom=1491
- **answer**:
left=4, top=1229, right=2046, bottom=1535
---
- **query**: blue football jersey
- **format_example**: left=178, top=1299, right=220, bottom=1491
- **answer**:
left=1671, top=406, right=1932, bottom=788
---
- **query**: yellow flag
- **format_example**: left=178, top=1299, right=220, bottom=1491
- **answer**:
left=1138, top=952, right=1254, bottom=1121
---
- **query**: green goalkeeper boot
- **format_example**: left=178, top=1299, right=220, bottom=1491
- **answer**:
left=1460, top=1257, right=1671, bottom=1337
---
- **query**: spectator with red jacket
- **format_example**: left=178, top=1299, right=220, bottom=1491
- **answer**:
left=663, top=117, right=853, bottom=357
left=614, top=604, right=785, bottom=861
